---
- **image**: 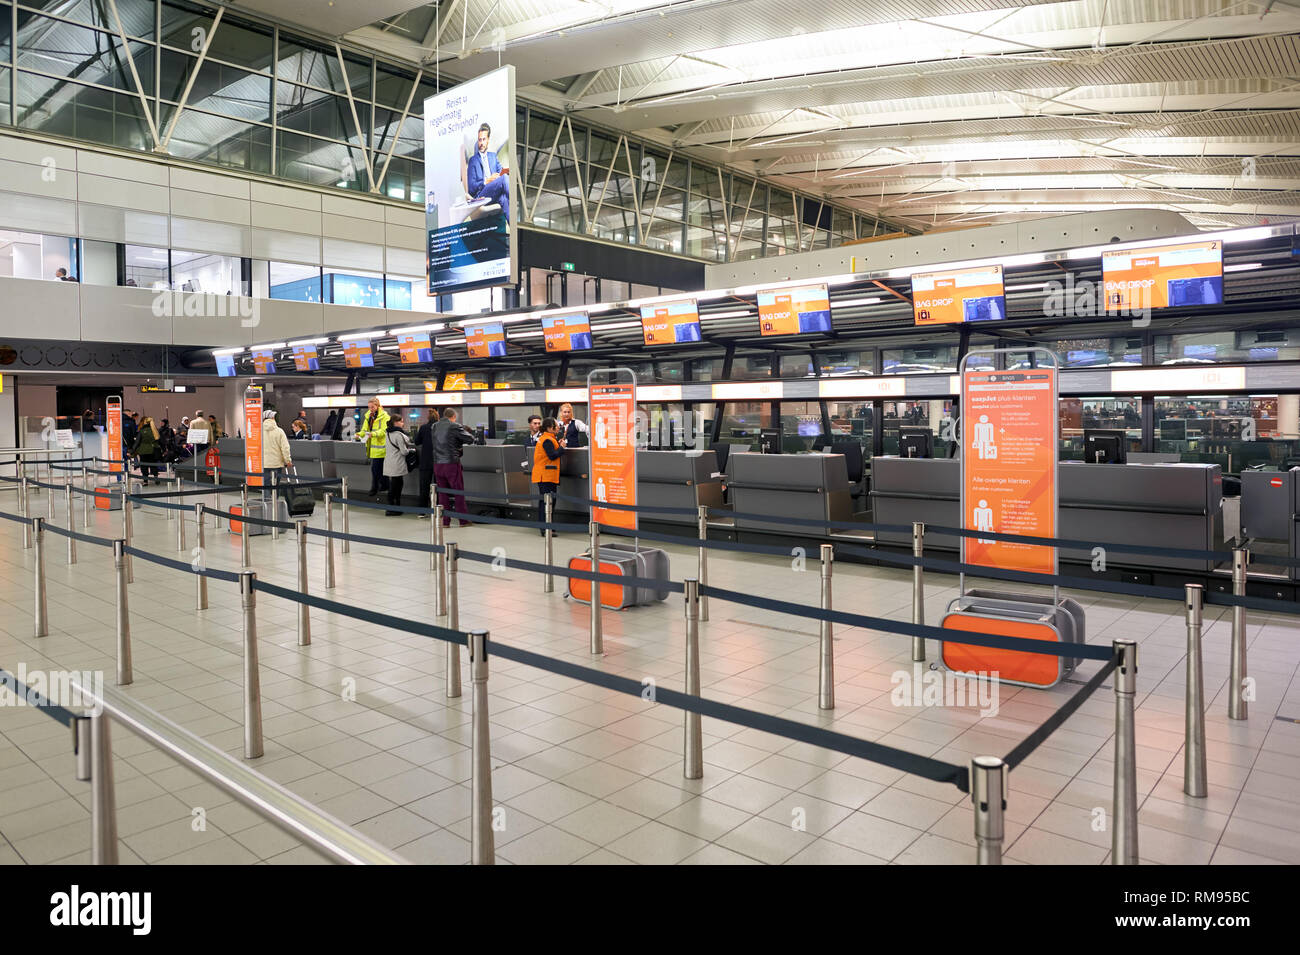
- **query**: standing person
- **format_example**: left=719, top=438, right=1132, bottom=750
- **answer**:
left=207, top=414, right=223, bottom=442
left=290, top=419, right=309, bottom=440
left=132, top=416, right=162, bottom=485
left=122, top=410, right=138, bottom=450
left=558, top=403, right=588, bottom=448
left=532, top=417, right=563, bottom=536
left=524, top=414, right=542, bottom=448
left=356, top=397, right=390, bottom=498
left=383, top=414, right=413, bottom=516
left=260, top=409, right=293, bottom=499
left=415, top=409, right=441, bottom=512
left=322, top=409, right=339, bottom=440
left=432, top=408, right=476, bottom=527
left=190, top=408, right=209, bottom=475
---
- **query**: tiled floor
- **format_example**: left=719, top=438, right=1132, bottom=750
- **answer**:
left=1, top=488, right=1298, bottom=865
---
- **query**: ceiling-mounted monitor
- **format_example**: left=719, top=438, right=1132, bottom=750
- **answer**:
left=343, top=340, right=375, bottom=368
left=251, top=348, right=277, bottom=374
left=640, top=299, right=701, bottom=345
left=912, top=264, right=1006, bottom=325
left=465, top=321, right=507, bottom=358
left=757, top=284, right=831, bottom=336
left=542, top=312, right=592, bottom=352
left=1102, top=240, right=1223, bottom=312
left=396, top=330, right=434, bottom=363
left=291, top=343, right=320, bottom=371
left=215, top=354, right=237, bottom=377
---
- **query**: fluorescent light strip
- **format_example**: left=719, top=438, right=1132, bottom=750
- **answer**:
left=1066, top=225, right=1281, bottom=260
left=250, top=342, right=286, bottom=350
left=510, top=330, right=545, bottom=339
left=336, top=331, right=384, bottom=341
left=834, top=296, right=882, bottom=307
left=887, top=253, right=1044, bottom=280
left=1224, top=263, right=1263, bottom=272
left=1005, top=282, right=1049, bottom=291
left=287, top=338, right=329, bottom=347
left=212, top=347, right=244, bottom=355
left=386, top=323, right=446, bottom=335
left=707, top=310, right=756, bottom=320
left=592, top=321, right=644, bottom=332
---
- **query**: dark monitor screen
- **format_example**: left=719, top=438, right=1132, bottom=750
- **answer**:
left=1084, top=429, right=1127, bottom=464
left=899, top=428, right=932, bottom=459
left=1159, top=419, right=1187, bottom=441
left=759, top=428, right=781, bottom=454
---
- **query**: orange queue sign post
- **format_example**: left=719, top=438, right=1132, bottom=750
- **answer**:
left=587, top=370, right=638, bottom=532
left=106, top=395, right=123, bottom=475
left=244, top=386, right=263, bottom=487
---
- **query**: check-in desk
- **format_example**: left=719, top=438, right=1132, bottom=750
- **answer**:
left=557, top=448, right=590, bottom=517
left=1241, top=468, right=1300, bottom=578
left=328, top=440, right=373, bottom=498
left=637, top=450, right=723, bottom=524
left=727, top=452, right=853, bottom=534
left=871, top=457, right=1224, bottom=572
left=288, top=439, right=327, bottom=481
left=462, top=444, right=531, bottom=506
left=216, top=437, right=244, bottom=479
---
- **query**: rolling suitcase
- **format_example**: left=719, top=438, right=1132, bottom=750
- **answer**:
left=568, top=542, right=671, bottom=610
left=228, top=497, right=290, bottom=536
left=282, top=467, right=315, bottom=517
left=939, top=589, right=1086, bottom=689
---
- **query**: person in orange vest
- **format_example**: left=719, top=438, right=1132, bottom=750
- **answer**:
left=532, top=416, right=564, bottom=536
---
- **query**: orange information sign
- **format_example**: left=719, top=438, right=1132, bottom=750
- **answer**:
left=639, top=300, right=700, bottom=345
left=465, top=322, right=506, bottom=358
left=961, top=364, right=1056, bottom=576
left=397, top=332, right=433, bottom=363
left=757, top=284, right=832, bottom=336
left=588, top=380, right=637, bottom=531
left=106, top=396, right=123, bottom=474
left=912, top=264, right=1005, bottom=325
left=244, top=387, right=263, bottom=488
left=1101, top=239, right=1222, bottom=312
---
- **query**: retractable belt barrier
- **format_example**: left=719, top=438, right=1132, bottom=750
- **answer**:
left=308, top=525, right=444, bottom=554
left=0, top=667, right=78, bottom=727
left=41, top=523, right=113, bottom=548
left=123, top=544, right=242, bottom=583
left=456, top=548, right=686, bottom=594
left=1002, top=657, right=1120, bottom=771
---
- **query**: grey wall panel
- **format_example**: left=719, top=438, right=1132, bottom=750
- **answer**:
left=251, top=299, right=325, bottom=342
left=171, top=217, right=252, bottom=256
left=78, top=205, right=171, bottom=246
left=251, top=228, right=321, bottom=265
left=0, top=277, right=81, bottom=340
left=0, top=193, right=77, bottom=236
left=168, top=188, right=251, bottom=226
left=323, top=213, right=385, bottom=245
left=80, top=286, right=175, bottom=344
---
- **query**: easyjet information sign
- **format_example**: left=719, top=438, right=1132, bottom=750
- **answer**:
left=106, top=396, right=123, bottom=475
left=588, top=381, right=637, bottom=531
left=961, top=367, right=1056, bottom=575
left=244, top=387, right=263, bottom=488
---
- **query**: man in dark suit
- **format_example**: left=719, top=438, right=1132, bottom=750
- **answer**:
left=466, top=123, right=510, bottom=223
left=415, top=410, right=440, bottom=511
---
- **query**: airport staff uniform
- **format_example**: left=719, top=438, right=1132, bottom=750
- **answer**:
left=532, top=430, right=562, bottom=531
left=357, top=406, right=391, bottom=497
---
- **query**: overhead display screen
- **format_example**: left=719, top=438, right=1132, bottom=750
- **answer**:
left=397, top=331, right=434, bottom=364
left=542, top=312, right=592, bottom=352
left=912, top=264, right=1006, bottom=325
left=215, top=354, right=237, bottom=377
left=757, top=284, right=831, bottom=336
left=465, top=321, right=507, bottom=358
left=640, top=299, right=701, bottom=345
left=1102, top=240, right=1223, bottom=312
left=343, top=340, right=375, bottom=368
left=251, top=348, right=277, bottom=374
left=291, top=343, right=320, bottom=371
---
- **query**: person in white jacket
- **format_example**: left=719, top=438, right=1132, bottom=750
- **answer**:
left=261, top=409, right=293, bottom=499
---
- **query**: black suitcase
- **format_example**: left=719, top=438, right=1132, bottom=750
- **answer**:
left=282, top=467, right=315, bottom=516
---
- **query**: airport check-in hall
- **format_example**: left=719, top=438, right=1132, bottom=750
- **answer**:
left=0, top=0, right=1298, bottom=911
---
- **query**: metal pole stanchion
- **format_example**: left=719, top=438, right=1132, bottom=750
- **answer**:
left=341, top=476, right=350, bottom=554
left=971, top=755, right=1006, bottom=865
left=176, top=491, right=187, bottom=553
left=912, top=521, right=926, bottom=662
left=32, top=518, right=47, bottom=637
left=90, top=712, right=118, bottom=865
left=1184, top=583, right=1207, bottom=798
left=819, top=543, right=834, bottom=710
left=81, top=466, right=90, bottom=528
left=194, top=503, right=208, bottom=612
left=434, top=505, right=446, bottom=615
left=445, top=542, right=462, bottom=698
left=543, top=495, right=555, bottom=594
left=1112, top=639, right=1139, bottom=865
left=589, top=521, right=603, bottom=655
left=683, top=578, right=703, bottom=780
left=296, top=519, right=311, bottom=647
left=20, top=476, right=30, bottom=548
left=240, top=571, right=264, bottom=759
left=113, top=540, right=132, bottom=685
left=468, top=629, right=494, bottom=865
left=73, top=715, right=92, bottom=782
left=121, top=485, right=133, bottom=584
left=240, top=485, right=251, bottom=570
left=270, top=472, right=280, bottom=541
left=46, top=479, right=55, bottom=521
left=1229, top=547, right=1249, bottom=721
left=697, top=505, right=709, bottom=622
left=324, top=492, right=336, bottom=590
left=65, top=482, right=76, bottom=565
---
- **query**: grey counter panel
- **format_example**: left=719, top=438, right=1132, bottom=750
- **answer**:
left=729, top=453, right=852, bottom=532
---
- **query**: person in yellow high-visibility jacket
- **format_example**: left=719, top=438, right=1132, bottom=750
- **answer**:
left=356, top=397, right=391, bottom=498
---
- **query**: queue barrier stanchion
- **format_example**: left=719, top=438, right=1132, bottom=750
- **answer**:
left=1112, top=639, right=1139, bottom=865
left=683, top=578, right=703, bottom=780
left=20, top=476, right=30, bottom=548
left=697, top=505, right=709, bottom=622
left=1184, top=583, right=1207, bottom=798
left=543, top=496, right=555, bottom=594
left=65, top=481, right=76, bottom=565
left=445, top=541, right=462, bottom=699
left=176, top=490, right=187, bottom=553
left=171, top=478, right=181, bottom=523
left=241, top=570, right=264, bottom=759
left=46, top=478, right=55, bottom=522
left=90, top=712, right=119, bottom=865
left=240, top=485, right=251, bottom=571
left=32, top=517, right=48, bottom=637
left=468, top=629, right=494, bottom=865
left=113, top=540, right=132, bottom=685
left=971, top=755, right=1006, bottom=865
left=195, top=503, right=208, bottom=612
left=1229, top=546, right=1249, bottom=721
left=81, top=466, right=90, bottom=528
left=73, top=714, right=92, bottom=782
left=434, top=504, right=446, bottom=615
left=270, top=472, right=280, bottom=541
left=121, top=485, right=133, bottom=584
left=912, top=522, right=926, bottom=662
left=819, top=544, right=835, bottom=711
left=296, top=518, right=311, bottom=647
left=589, top=521, right=603, bottom=656
left=428, top=500, right=438, bottom=573
left=324, top=493, right=336, bottom=590
left=341, top=476, right=350, bottom=554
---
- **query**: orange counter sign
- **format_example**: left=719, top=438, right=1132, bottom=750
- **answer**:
left=913, top=264, right=1005, bottom=325
left=588, top=381, right=637, bottom=530
left=961, top=367, right=1056, bottom=575
left=1102, top=239, right=1223, bottom=312
left=106, top=396, right=123, bottom=474
left=244, top=386, right=263, bottom=487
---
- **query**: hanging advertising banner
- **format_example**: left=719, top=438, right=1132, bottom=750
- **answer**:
left=244, top=386, right=264, bottom=488
left=106, top=396, right=123, bottom=475
left=424, top=65, right=517, bottom=295
left=960, top=352, right=1057, bottom=576
left=587, top=370, right=638, bottom=531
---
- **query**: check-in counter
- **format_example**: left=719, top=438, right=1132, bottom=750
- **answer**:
left=287, top=439, right=327, bottom=481
left=557, top=448, right=590, bottom=517
left=462, top=444, right=532, bottom=506
left=871, top=457, right=1224, bottom=572
left=216, top=437, right=244, bottom=480
left=637, top=450, right=723, bottom=524
left=329, top=440, right=373, bottom=498
left=1240, top=468, right=1300, bottom=578
left=727, top=452, right=853, bottom=534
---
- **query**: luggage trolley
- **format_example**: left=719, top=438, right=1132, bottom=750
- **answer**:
left=939, top=348, right=1085, bottom=689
